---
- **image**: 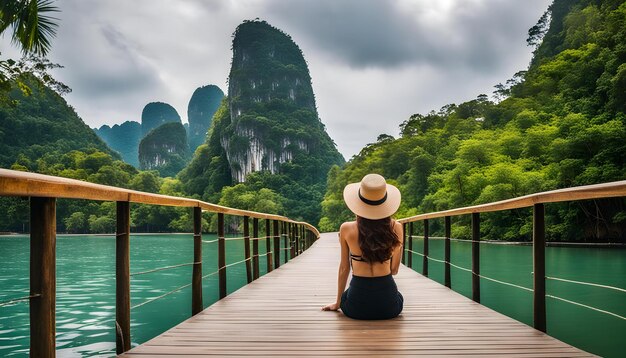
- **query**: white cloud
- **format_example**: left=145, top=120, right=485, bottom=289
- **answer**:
left=0, top=0, right=552, bottom=158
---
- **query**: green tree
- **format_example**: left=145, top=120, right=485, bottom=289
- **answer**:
left=64, top=212, right=88, bottom=233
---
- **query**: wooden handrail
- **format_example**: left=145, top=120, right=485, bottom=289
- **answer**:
left=397, top=179, right=626, bottom=336
left=397, top=180, right=626, bottom=224
left=0, top=168, right=320, bottom=236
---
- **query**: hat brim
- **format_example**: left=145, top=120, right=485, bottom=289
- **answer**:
left=343, top=182, right=401, bottom=220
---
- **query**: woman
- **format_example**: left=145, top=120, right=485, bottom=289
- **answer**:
left=322, top=174, right=404, bottom=320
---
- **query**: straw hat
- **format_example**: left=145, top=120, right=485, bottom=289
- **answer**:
left=343, top=174, right=401, bottom=220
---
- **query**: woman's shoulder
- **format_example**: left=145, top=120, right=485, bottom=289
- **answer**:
left=339, top=221, right=357, bottom=243
left=339, top=221, right=357, bottom=235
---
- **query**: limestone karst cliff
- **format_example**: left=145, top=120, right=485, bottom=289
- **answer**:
left=141, top=102, right=181, bottom=136
left=180, top=20, right=343, bottom=224
left=188, top=85, right=224, bottom=154
left=223, top=19, right=342, bottom=182
left=139, top=122, right=189, bottom=177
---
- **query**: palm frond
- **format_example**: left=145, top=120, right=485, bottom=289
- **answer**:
left=5, top=0, right=59, bottom=56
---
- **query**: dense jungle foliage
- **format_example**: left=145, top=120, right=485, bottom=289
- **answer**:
left=319, top=0, right=626, bottom=242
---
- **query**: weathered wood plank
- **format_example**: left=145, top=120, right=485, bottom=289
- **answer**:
left=120, top=233, right=593, bottom=357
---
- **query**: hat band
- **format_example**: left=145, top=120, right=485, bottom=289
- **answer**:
left=358, top=189, right=388, bottom=206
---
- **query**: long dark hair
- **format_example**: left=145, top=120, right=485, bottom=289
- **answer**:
left=357, top=216, right=400, bottom=263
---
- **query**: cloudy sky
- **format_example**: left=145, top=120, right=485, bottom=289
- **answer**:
left=1, top=0, right=552, bottom=159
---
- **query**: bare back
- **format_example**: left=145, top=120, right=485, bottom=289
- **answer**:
left=339, top=220, right=404, bottom=277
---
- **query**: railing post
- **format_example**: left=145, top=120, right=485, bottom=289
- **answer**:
left=243, top=216, right=252, bottom=283
left=533, top=203, right=546, bottom=332
left=290, top=223, right=296, bottom=259
left=265, top=219, right=273, bottom=272
left=423, top=219, right=429, bottom=277
left=294, top=223, right=299, bottom=257
left=408, top=222, right=413, bottom=268
left=444, top=216, right=451, bottom=288
left=30, top=197, right=56, bottom=358
left=218, top=213, right=226, bottom=299
left=472, top=213, right=480, bottom=303
left=192, top=207, right=203, bottom=315
left=252, top=218, right=259, bottom=280
left=402, top=223, right=407, bottom=264
left=282, top=221, right=288, bottom=264
left=115, top=201, right=131, bottom=355
left=273, top=220, right=280, bottom=269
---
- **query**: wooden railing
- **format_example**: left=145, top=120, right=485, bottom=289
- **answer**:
left=397, top=180, right=626, bottom=333
left=0, top=168, right=319, bottom=357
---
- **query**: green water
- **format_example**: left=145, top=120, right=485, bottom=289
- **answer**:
left=408, top=238, right=626, bottom=358
left=1, top=235, right=624, bottom=357
left=0, top=234, right=278, bottom=357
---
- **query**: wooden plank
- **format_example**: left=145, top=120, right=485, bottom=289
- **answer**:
left=121, top=233, right=592, bottom=357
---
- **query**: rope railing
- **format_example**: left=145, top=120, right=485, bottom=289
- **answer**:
left=399, top=180, right=626, bottom=334
left=130, top=262, right=199, bottom=277
left=224, top=236, right=245, bottom=241
left=408, top=246, right=626, bottom=322
left=202, top=239, right=219, bottom=244
left=201, top=271, right=219, bottom=280
left=0, top=294, right=41, bottom=307
left=546, top=276, right=626, bottom=294
left=222, top=257, right=251, bottom=270
left=408, top=243, right=626, bottom=295
left=410, top=235, right=531, bottom=246
left=546, top=295, right=626, bottom=321
left=131, top=282, right=192, bottom=310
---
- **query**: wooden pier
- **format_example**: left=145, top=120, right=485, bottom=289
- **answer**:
left=122, top=233, right=591, bottom=357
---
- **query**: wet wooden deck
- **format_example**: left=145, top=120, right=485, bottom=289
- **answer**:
left=121, top=233, right=592, bottom=357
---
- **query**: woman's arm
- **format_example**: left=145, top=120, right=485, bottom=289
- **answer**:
left=390, top=221, right=404, bottom=275
left=322, top=223, right=351, bottom=311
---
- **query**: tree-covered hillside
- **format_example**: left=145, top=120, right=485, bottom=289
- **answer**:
left=320, top=0, right=626, bottom=242
left=94, top=121, right=142, bottom=167
left=0, top=75, right=116, bottom=167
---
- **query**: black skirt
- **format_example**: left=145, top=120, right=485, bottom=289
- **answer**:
left=340, top=274, right=403, bottom=320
